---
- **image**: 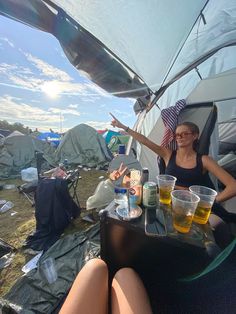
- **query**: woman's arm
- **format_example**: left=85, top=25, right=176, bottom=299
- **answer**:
left=110, top=113, right=171, bottom=161
left=202, top=155, right=236, bottom=202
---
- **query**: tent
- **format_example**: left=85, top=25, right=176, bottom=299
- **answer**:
left=0, top=133, right=56, bottom=178
left=37, top=132, right=61, bottom=147
left=54, top=124, right=112, bottom=168
left=1, top=0, right=236, bottom=312
left=103, top=129, right=121, bottom=143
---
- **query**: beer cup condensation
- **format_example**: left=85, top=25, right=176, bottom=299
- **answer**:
left=189, top=185, right=217, bottom=224
left=171, top=190, right=200, bottom=233
left=157, top=175, right=177, bottom=205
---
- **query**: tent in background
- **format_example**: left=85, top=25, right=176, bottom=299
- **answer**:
left=0, top=133, right=56, bottom=178
left=54, top=124, right=112, bottom=168
left=37, top=132, right=61, bottom=147
left=103, top=129, right=121, bottom=143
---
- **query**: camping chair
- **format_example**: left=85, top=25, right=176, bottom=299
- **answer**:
left=17, top=152, right=46, bottom=205
left=158, top=102, right=217, bottom=174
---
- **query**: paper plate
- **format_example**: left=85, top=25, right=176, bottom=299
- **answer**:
left=116, top=205, right=142, bottom=221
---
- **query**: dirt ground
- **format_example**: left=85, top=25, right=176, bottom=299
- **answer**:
left=0, top=169, right=108, bottom=296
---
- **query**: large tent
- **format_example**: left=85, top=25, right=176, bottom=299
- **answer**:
left=54, top=124, right=112, bottom=168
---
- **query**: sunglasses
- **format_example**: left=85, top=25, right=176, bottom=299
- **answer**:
left=174, top=132, right=193, bottom=139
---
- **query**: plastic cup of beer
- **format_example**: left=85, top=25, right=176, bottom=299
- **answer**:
left=189, top=185, right=217, bottom=224
left=171, top=190, right=200, bottom=233
left=156, top=175, right=177, bottom=205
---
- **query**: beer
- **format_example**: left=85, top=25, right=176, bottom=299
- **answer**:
left=159, top=186, right=172, bottom=205
left=143, top=182, right=157, bottom=207
left=172, top=210, right=194, bottom=233
left=193, top=202, right=212, bottom=224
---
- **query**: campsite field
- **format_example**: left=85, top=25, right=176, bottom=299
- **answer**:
left=0, top=169, right=107, bottom=296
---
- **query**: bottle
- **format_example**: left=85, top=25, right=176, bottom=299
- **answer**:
left=118, top=144, right=126, bottom=155
left=114, top=187, right=128, bottom=206
left=129, top=169, right=142, bottom=205
left=63, top=159, right=69, bottom=170
left=141, top=168, right=149, bottom=185
left=0, top=201, right=14, bottom=213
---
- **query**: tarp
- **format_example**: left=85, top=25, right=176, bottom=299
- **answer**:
left=37, top=132, right=61, bottom=147
left=1, top=224, right=100, bottom=314
left=55, top=124, right=112, bottom=168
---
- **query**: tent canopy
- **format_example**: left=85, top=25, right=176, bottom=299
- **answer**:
left=1, top=0, right=236, bottom=99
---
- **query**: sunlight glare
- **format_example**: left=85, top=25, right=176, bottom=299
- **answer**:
left=42, top=81, right=61, bottom=98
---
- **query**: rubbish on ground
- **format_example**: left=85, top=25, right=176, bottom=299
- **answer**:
left=99, top=176, right=104, bottom=179
left=11, top=211, right=18, bottom=216
left=0, top=200, right=6, bottom=205
left=3, top=184, right=16, bottom=190
left=21, top=167, right=38, bottom=182
left=0, top=252, right=15, bottom=270
left=22, top=251, right=43, bottom=273
left=0, top=201, right=14, bottom=213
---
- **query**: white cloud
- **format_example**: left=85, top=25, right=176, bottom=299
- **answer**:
left=24, top=52, right=71, bottom=81
left=113, top=109, right=133, bottom=118
left=0, top=95, right=61, bottom=125
left=85, top=120, right=111, bottom=130
left=0, top=37, right=14, bottom=48
left=68, top=104, right=78, bottom=108
left=49, top=107, right=81, bottom=117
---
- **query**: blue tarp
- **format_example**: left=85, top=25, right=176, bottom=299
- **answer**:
left=37, top=132, right=61, bottom=147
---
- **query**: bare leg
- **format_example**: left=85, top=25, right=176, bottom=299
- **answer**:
left=112, top=268, right=153, bottom=314
left=60, top=258, right=108, bottom=314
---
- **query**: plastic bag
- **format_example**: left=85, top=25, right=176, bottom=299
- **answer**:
left=86, top=179, right=115, bottom=210
left=21, top=167, right=38, bottom=182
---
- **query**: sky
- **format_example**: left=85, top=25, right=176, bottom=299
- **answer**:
left=0, top=16, right=136, bottom=133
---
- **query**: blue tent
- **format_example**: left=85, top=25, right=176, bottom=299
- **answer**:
left=37, top=132, right=61, bottom=147
left=103, top=130, right=121, bottom=143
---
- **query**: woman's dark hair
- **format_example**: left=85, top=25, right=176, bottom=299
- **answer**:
left=176, top=121, right=200, bottom=151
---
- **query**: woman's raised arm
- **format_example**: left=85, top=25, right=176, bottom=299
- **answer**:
left=110, top=113, right=171, bottom=161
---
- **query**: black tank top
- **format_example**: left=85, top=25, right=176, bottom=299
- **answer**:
left=165, top=151, right=214, bottom=188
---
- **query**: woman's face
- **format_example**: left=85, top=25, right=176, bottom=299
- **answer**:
left=175, top=125, right=198, bottom=148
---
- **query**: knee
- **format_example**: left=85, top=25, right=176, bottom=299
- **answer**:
left=114, top=267, right=137, bottom=282
left=86, top=258, right=108, bottom=272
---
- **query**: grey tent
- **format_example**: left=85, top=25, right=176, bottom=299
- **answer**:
left=0, top=133, right=56, bottom=178
left=54, top=124, right=112, bottom=168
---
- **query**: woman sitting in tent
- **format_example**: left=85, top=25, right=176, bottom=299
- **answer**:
left=109, top=114, right=236, bottom=239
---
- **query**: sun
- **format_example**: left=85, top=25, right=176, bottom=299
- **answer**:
left=41, top=81, right=61, bottom=98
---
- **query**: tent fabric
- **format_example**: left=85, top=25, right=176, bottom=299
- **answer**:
left=53, top=0, right=207, bottom=92
left=55, top=124, right=112, bottom=168
left=1, top=224, right=100, bottom=314
left=0, top=134, right=56, bottom=178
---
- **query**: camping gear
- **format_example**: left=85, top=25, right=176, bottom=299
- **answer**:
left=55, top=124, right=112, bottom=168
left=1, top=224, right=100, bottom=314
left=24, top=178, right=81, bottom=251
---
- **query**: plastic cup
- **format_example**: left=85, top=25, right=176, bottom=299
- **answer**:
left=189, top=185, right=217, bottom=224
left=156, top=175, right=177, bottom=205
left=41, top=257, right=58, bottom=284
left=171, top=190, right=200, bottom=233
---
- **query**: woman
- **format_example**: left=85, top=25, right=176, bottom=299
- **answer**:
left=110, top=114, right=236, bottom=204
left=60, top=258, right=152, bottom=314
left=110, top=113, right=236, bottom=236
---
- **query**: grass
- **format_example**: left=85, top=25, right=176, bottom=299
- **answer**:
left=0, top=169, right=108, bottom=296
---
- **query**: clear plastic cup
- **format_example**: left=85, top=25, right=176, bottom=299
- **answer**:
left=156, top=175, right=177, bottom=205
left=171, top=190, right=200, bottom=233
left=189, top=185, right=217, bottom=224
